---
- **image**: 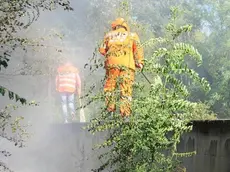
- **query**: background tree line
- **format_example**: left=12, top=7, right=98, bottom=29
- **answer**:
left=87, top=0, right=230, bottom=118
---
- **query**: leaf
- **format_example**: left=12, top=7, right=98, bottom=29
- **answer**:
left=0, top=86, right=6, bottom=96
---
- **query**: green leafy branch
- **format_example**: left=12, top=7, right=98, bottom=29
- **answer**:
left=85, top=5, right=214, bottom=172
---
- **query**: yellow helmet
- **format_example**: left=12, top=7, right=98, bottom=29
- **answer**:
left=111, top=18, right=130, bottom=31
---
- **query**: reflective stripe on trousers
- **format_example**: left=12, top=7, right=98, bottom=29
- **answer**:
left=104, top=68, right=134, bottom=116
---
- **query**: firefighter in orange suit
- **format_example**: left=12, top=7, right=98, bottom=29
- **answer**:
left=99, top=18, right=144, bottom=118
left=56, top=61, right=81, bottom=123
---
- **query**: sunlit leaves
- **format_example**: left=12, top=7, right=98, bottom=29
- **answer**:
left=173, top=43, right=202, bottom=65
left=142, top=37, right=170, bottom=48
left=0, top=1, right=69, bottom=171
left=0, top=104, right=33, bottom=149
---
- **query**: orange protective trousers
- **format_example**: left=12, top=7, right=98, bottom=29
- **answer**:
left=104, top=68, right=135, bottom=117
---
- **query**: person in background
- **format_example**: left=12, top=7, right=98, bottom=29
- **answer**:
left=55, top=60, right=81, bottom=123
left=99, top=17, right=144, bottom=120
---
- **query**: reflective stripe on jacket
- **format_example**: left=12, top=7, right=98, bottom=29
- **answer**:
left=56, top=64, right=81, bottom=93
left=99, top=28, right=144, bottom=71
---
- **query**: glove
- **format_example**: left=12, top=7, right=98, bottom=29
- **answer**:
left=136, top=63, right=143, bottom=69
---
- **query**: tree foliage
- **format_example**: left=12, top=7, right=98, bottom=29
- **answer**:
left=0, top=0, right=73, bottom=102
left=0, top=0, right=72, bottom=171
left=188, top=0, right=230, bottom=118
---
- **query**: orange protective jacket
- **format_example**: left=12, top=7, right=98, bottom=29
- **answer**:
left=56, top=64, right=81, bottom=93
left=99, top=28, right=144, bottom=71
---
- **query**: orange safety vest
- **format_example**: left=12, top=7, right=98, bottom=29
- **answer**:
left=56, top=64, right=80, bottom=93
